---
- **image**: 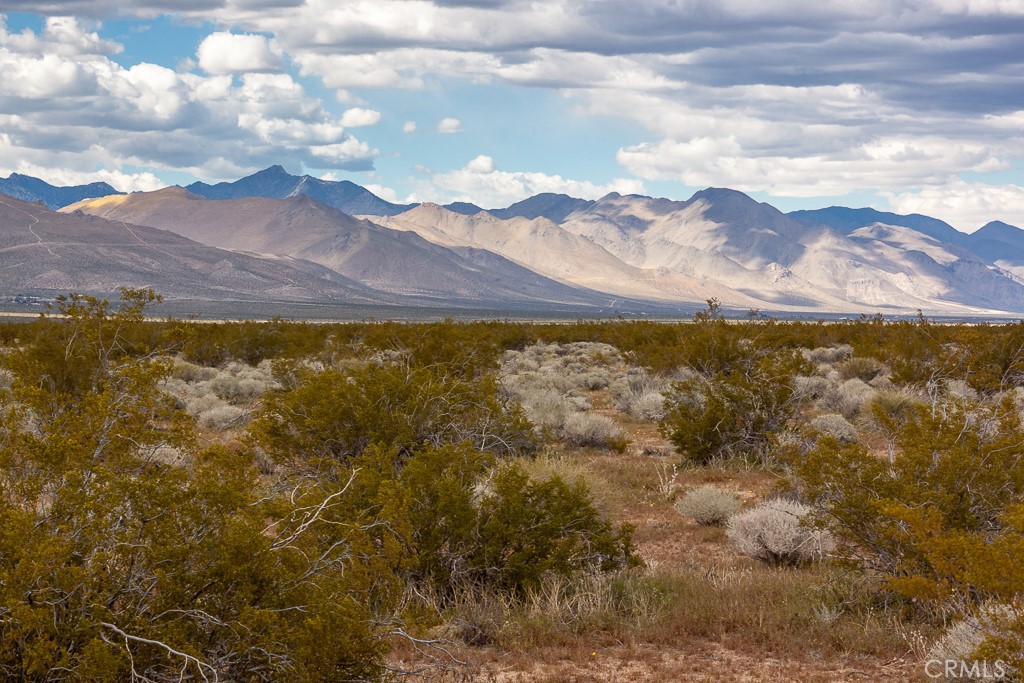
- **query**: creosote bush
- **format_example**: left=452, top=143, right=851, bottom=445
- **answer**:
left=727, top=498, right=834, bottom=566
left=252, top=361, right=538, bottom=464
left=675, top=486, right=742, bottom=525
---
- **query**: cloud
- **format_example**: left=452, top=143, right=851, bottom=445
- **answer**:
left=9, top=162, right=165, bottom=192
left=339, top=107, right=381, bottom=127
left=402, top=120, right=416, bottom=133
left=616, top=134, right=1008, bottom=198
left=362, top=182, right=399, bottom=202
left=0, top=20, right=377, bottom=183
left=421, top=155, right=645, bottom=208
left=197, top=31, right=283, bottom=74
left=465, top=154, right=493, bottom=173
left=2, top=16, right=122, bottom=57
left=884, top=180, right=1024, bottom=232
left=5, top=0, right=1024, bottom=204
left=436, top=117, right=462, bottom=133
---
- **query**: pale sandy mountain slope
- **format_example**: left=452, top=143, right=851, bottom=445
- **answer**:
left=62, top=189, right=618, bottom=309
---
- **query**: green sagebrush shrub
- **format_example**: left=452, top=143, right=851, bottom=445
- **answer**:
left=786, top=397, right=1024, bottom=669
left=786, top=398, right=1024, bottom=590
left=0, top=291, right=395, bottom=682
left=394, top=443, right=638, bottom=596
left=660, top=352, right=805, bottom=464
left=251, top=360, right=539, bottom=464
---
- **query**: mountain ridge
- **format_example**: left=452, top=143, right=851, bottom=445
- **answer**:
left=0, top=173, right=124, bottom=210
left=8, top=167, right=1024, bottom=316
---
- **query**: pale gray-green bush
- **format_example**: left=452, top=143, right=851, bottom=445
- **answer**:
left=185, top=392, right=223, bottom=417
left=802, top=345, right=853, bottom=365
left=610, top=368, right=671, bottom=420
left=198, top=403, right=247, bottom=431
left=945, top=379, right=978, bottom=401
left=675, top=486, right=742, bottom=525
left=517, top=387, right=577, bottom=431
left=817, top=378, right=875, bottom=418
left=169, top=357, right=217, bottom=383
left=809, top=413, right=859, bottom=444
left=927, top=604, right=1020, bottom=681
left=559, top=412, right=622, bottom=448
left=792, top=375, right=831, bottom=401
left=727, top=499, right=834, bottom=566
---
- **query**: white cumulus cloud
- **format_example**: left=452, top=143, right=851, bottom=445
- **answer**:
left=0, top=21, right=377, bottom=186
left=422, top=156, right=645, bottom=208
left=436, top=117, right=462, bottom=133
left=883, top=180, right=1024, bottom=232
left=197, top=32, right=283, bottom=75
left=340, top=107, right=381, bottom=127
left=402, top=120, right=417, bottom=133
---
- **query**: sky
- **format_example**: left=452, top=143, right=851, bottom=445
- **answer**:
left=0, top=1, right=1023, bottom=231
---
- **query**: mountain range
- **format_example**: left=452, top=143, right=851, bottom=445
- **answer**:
left=0, top=165, right=1021, bottom=317
left=0, top=173, right=124, bottom=210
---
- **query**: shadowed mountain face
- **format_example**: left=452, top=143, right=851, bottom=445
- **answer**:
left=63, top=189, right=621, bottom=310
left=185, top=165, right=414, bottom=216
left=490, top=193, right=596, bottom=223
left=967, top=221, right=1024, bottom=260
left=0, top=194, right=388, bottom=304
left=0, top=174, right=123, bottom=210
left=788, top=206, right=968, bottom=247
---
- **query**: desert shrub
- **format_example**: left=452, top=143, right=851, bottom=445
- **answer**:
left=661, top=351, right=804, bottom=464
left=809, top=413, right=859, bottom=444
left=501, top=342, right=633, bottom=449
left=206, top=361, right=278, bottom=403
left=945, top=378, right=979, bottom=401
left=817, top=377, right=875, bottom=417
left=516, top=451, right=616, bottom=513
left=836, top=356, right=886, bottom=382
left=785, top=399, right=1024, bottom=613
left=675, top=486, right=742, bottom=525
left=198, top=403, right=247, bottom=430
left=501, top=341, right=626, bottom=397
left=559, top=412, right=624, bottom=449
left=928, top=604, right=1020, bottom=681
left=398, top=445, right=637, bottom=595
left=0, top=289, right=164, bottom=400
left=726, top=499, right=834, bottom=566
left=792, top=375, right=831, bottom=401
left=630, top=390, right=669, bottom=421
left=802, top=345, right=853, bottom=365
left=516, top=387, right=577, bottom=431
left=170, top=356, right=217, bottom=382
left=252, top=362, right=538, bottom=464
left=610, top=368, right=671, bottom=420
left=0, top=367, right=12, bottom=390
left=579, top=369, right=614, bottom=390
left=184, top=391, right=223, bottom=416
left=0, top=291, right=400, bottom=682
